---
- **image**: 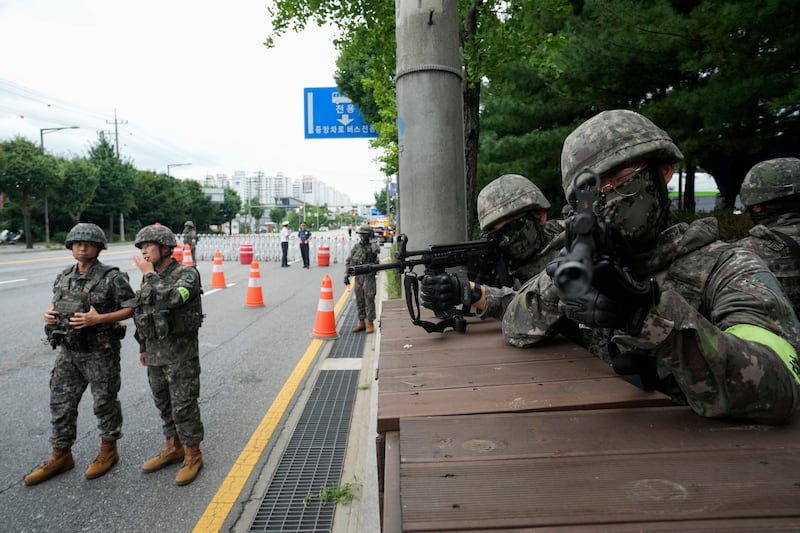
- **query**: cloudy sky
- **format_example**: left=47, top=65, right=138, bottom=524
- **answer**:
left=0, top=0, right=385, bottom=204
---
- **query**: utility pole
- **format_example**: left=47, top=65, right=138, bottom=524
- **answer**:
left=106, top=108, right=128, bottom=158
left=395, top=0, right=466, bottom=246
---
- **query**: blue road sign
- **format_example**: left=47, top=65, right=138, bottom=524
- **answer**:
left=303, top=87, right=378, bottom=139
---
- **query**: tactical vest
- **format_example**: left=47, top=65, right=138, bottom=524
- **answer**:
left=49, top=263, right=123, bottom=350
left=135, top=263, right=204, bottom=340
left=764, top=232, right=800, bottom=315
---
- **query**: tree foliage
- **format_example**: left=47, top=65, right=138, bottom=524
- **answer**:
left=0, top=137, right=58, bottom=247
left=58, top=157, right=99, bottom=224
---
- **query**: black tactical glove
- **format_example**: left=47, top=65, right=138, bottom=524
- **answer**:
left=420, top=273, right=482, bottom=311
left=558, top=288, right=625, bottom=329
left=343, top=274, right=350, bottom=286
left=592, top=259, right=660, bottom=334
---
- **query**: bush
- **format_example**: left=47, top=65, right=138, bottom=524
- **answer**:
left=670, top=208, right=753, bottom=242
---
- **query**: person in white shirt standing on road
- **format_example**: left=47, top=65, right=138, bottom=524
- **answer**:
left=280, top=221, right=291, bottom=268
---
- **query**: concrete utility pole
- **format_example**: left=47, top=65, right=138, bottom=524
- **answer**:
left=395, top=0, right=467, bottom=246
left=106, top=108, right=128, bottom=158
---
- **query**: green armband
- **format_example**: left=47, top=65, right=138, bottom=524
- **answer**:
left=726, top=324, right=800, bottom=383
left=177, top=286, right=190, bottom=302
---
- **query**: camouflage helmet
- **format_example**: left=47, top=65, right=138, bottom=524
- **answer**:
left=477, top=174, right=551, bottom=232
left=740, top=157, right=800, bottom=208
left=356, top=224, right=372, bottom=235
left=65, top=223, right=107, bottom=250
left=184, top=220, right=194, bottom=228
left=561, top=110, right=683, bottom=203
left=134, top=224, right=177, bottom=249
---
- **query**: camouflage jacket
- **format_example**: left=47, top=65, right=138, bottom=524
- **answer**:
left=501, top=217, right=800, bottom=422
left=134, top=259, right=203, bottom=366
left=50, top=261, right=135, bottom=352
left=346, top=241, right=380, bottom=275
left=480, top=219, right=565, bottom=318
left=737, top=215, right=800, bottom=316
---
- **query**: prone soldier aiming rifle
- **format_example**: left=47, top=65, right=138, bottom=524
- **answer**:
left=347, top=233, right=511, bottom=333
left=551, top=167, right=660, bottom=335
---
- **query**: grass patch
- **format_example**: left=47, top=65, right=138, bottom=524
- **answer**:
left=357, top=383, right=371, bottom=390
left=385, top=241, right=402, bottom=299
left=304, top=478, right=360, bottom=506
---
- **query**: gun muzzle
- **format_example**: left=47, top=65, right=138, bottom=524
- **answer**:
left=554, top=259, right=592, bottom=299
left=553, top=239, right=594, bottom=299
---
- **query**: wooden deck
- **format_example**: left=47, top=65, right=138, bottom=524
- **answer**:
left=376, top=300, right=800, bottom=532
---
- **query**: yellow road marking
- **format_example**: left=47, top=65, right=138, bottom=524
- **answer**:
left=193, top=286, right=351, bottom=532
left=0, top=248, right=133, bottom=266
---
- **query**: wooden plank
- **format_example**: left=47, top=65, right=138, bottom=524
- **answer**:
left=379, top=357, right=621, bottom=393
left=377, top=379, right=670, bottom=433
left=382, top=431, right=401, bottom=533
left=399, top=407, right=800, bottom=461
left=396, top=409, right=800, bottom=531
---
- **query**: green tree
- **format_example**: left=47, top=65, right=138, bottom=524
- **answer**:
left=0, top=137, right=58, bottom=247
left=218, top=188, right=241, bottom=234
left=266, top=0, right=570, bottom=231
left=270, top=206, right=287, bottom=227
left=84, top=132, right=137, bottom=239
left=58, top=157, right=99, bottom=225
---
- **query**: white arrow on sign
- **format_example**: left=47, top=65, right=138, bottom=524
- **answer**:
left=338, top=114, right=354, bottom=126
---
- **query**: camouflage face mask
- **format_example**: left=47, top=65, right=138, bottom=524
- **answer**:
left=601, top=167, right=668, bottom=247
left=495, top=214, right=542, bottom=265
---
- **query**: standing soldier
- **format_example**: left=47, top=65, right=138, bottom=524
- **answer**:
left=25, top=223, right=135, bottom=486
left=344, top=224, right=380, bottom=333
left=132, top=224, right=205, bottom=486
left=183, top=221, right=198, bottom=262
left=738, top=157, right=800, bottom=316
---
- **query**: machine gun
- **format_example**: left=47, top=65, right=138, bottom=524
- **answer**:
left=348, top=233, right=511, bottom=333
left=552, top=167, right=659, bottom=330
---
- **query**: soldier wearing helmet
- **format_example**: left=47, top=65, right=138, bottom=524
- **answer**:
left=737, top=157, right=800, bottom=314
left=345, top=224, right=381, bottom=333
left=420, top=174, right=564, bottom=324
left=25, top=223, right=135, bottom=486
left=132, top=224, right=206, bottom=485
left=183, top=221, right=198, bottom=262
left=477, top=174, right=564, bottom=285
left=500, top=109, right=800, bottom=423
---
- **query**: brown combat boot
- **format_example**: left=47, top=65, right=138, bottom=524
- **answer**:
left=175, top=444, right=203, bottom=486
left=85, top=440, right=119, bottom=479
left=365, top=320, right=375, bottom=334
left=142, top=435, right=184, bottom=473
left=23, top=448, right=74, bottom=486
left=352, top=320, right=366, bottom=333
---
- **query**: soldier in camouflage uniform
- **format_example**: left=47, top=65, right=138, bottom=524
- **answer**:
left=344, top=224, right=380, bottom=334
left=133, top=224, right=205, bottom=486
left=498, top=109, right=800, bottom=423
left=420, top=174, right=564, bottom=321
left=477, top=174, right=564, bottom=286
left=24, top=223, right=135, bottom=486
left=738, top=158, right=800, bottom=316
left=183, top=221, right=198, bottom=262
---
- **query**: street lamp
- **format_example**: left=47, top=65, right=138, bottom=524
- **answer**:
left=167, top=162, right=192, bottom=176
left=40, top=126, right=79, bottom=244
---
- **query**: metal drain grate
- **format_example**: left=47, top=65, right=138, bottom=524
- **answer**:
left=329, top=303, right=365, bottom=358
left=248, top=369, right=359, bottom=532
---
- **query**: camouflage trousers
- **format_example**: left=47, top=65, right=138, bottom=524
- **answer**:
left=353, top=274, right=377, bottom=321
left=49, top=348, right=122, bottom=449
left=146, top=357, right=204, bottom=446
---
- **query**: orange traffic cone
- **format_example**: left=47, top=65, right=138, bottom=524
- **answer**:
left=245, top=259, right=265, bottom=307
left=312, top=274, right=337, bottom=338
left=172, top=244, right=184, bottom=263
left=182, top=244, right=194, bottom=267
left=211, top=250, right=227, bottom=289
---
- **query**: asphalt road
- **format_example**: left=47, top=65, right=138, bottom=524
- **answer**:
left=0, top=241, right=351, bottom=532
